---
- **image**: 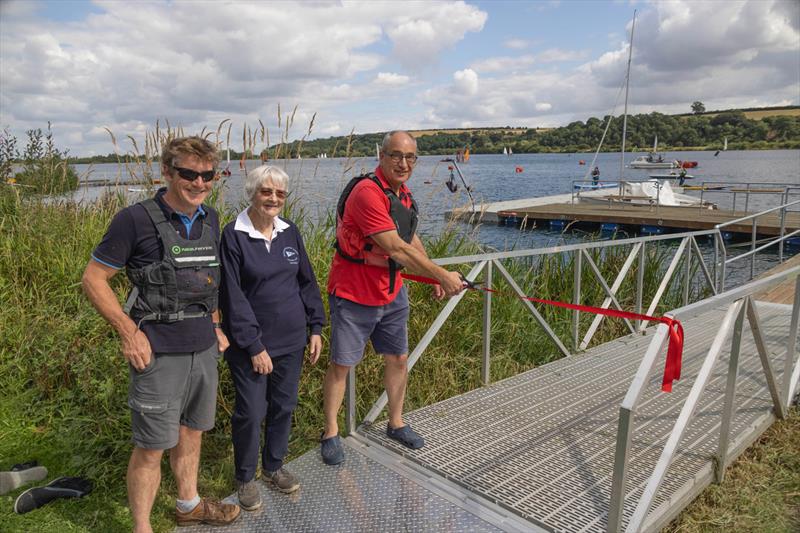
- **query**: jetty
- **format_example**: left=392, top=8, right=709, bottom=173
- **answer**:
left=181, top=220, right=799, bottom=533
left=446, top=182, right=800, bottom=238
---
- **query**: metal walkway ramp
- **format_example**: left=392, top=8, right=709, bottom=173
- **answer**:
left=182, top=223, right=800, bottom=532
left=361, top=301, right=794, bottom=532
left=182, top=298, right=796, bottom=533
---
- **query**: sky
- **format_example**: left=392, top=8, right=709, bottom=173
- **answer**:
left=1, top=0, right=798, bottom=156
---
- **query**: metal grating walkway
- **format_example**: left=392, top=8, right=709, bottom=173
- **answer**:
left=182, top=300, right=795, bottom=532
left=362, top=301, right=796, bottom=532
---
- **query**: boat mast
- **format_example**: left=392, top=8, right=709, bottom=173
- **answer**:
left=620, top=10, right=636, bottom=181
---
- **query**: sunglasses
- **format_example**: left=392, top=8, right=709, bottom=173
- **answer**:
left=259, top=188, right=288, bottom=200
left=172, top=165, right=216, bottom=183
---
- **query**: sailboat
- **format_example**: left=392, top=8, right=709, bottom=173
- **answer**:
left=576, top=11, right=713, bottom=209
left=375, top=143, right=380, bottom=161
left=723, top=137, right=728, bottom=151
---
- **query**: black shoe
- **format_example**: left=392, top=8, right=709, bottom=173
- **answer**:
left=320, top=433, right=345, bottom=465
left=14, top=476, right=93, bottom=514
left=0, top=461, right=48, bottom=496
left=386, top=424, right=425, bottom=449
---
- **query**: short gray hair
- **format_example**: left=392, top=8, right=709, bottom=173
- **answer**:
left=244, top=165, right=289, bottom=202
left=381, top=130, right=417, bottom=152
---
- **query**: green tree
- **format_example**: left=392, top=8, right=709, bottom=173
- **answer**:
left=691, top=101, right=706, bottom=114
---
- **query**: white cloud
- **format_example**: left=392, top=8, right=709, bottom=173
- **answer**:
left=453, top=69, right=479, bottom=96
left=0, top=0, right=487, bottom=154
left=504, top=38, right=530, bottom=50
left=384, top=2, right=487, bottom=69
left=421, top=1, right=798, bottom=130
left=535, top=48, right=589, bottom=63
left=470, top=55, right=536, bottom=73
left=374, top=72, right=411, bottom=86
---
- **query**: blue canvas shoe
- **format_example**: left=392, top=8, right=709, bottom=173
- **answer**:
left=386, top=424, right=425, bottom=449
left=320, top=433, right=345, bottom=465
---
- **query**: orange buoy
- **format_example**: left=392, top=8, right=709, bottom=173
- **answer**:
left=578, top=160, right=586, bottom=165
left=515, top=166, right=523, bottom=173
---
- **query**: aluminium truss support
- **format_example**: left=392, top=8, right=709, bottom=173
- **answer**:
left=747, top=300, right=787, bottom=420
left=494, top=259, right=571, bottom=358
left=573, top=250, right=582, bottom=352
left=683, top=237, right=691, bottom=307
left=581, top=250, right=636, bottom=335
left=641, top=238, right=688, bottom=331
left=581, top=244, right=641, bottom=350
left=715, top=298, right=746, bottom=483
left=690, top=235, right=717, bottom=296
left=482, top=260, right=493, bottom=385
left=783, top=278, right=800, bottom=408
left=636, top=242, right=646, bottom=331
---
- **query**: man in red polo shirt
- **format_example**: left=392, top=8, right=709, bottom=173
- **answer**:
left=321, top=130, right=464, bottom=465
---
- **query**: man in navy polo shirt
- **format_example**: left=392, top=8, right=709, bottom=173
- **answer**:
left=82, top=136, right=240, bottom=531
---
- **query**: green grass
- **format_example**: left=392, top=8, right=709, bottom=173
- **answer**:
left=664, top=407, right=800, bottom=533
left=0, top=184, right=779, bottom=532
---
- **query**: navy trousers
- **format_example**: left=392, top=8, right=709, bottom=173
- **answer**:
left=228, top=347, right=304, bottom=482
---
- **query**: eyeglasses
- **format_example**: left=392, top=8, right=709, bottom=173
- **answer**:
left=259, top=188, right=288, bottom=199
left=385, top=152, right=418, bottom=164
left=172, top=165, right=216, bottom=183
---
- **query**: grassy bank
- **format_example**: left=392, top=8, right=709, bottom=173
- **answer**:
left=0, top=183, right=789, bottom=532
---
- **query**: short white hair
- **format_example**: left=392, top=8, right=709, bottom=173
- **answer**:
left=244, top=165, right=289, bottom=202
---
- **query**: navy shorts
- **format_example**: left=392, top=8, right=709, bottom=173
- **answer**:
left=127, top=342, right=221, bottom=449
left=329, top=286, right=409, bottom=366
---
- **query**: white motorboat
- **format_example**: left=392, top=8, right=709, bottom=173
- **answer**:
left=629, top=153, right=680, bottom=169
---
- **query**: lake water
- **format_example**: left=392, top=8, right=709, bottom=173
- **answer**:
left=69, top=149, right=799, bottom=253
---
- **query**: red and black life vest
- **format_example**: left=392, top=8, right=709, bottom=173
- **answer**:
left=333, top=173, right=418, bottom=294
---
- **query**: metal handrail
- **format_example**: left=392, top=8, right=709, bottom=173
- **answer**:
left=352, top=228, right=723, bottom=428
left=716, top=198, right=800, bottom=228
left=715, top=198, right=800, bottom=286
left=608, top=266, right=800, bottom=532
left=698, top=181, right=800, bottom=214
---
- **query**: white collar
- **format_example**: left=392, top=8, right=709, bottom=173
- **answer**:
left=234, top=209, right=289, bottom=241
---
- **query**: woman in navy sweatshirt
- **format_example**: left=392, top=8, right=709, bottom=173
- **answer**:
left=219, top=165, right=325, bottom=511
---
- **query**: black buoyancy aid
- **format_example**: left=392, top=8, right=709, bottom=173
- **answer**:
left=124, top=199, right=221, bottom=325
left=334, top=173, right=418, bottom=294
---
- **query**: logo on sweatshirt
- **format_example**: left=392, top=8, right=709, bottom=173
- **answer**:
left=283, top=247, right=299, bottom=264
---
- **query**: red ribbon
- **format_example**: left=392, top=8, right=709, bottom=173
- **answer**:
left=401, top=273, right=683, bottom=392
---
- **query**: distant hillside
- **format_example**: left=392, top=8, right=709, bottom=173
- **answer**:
left=67, top=106, right=800, bottom=163
left=269, top=106, right=799, bottom=158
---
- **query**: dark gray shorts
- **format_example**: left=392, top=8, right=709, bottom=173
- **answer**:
left=127, top=342, right=220, bottom=450
left=329, top=286, right=409, bottom=367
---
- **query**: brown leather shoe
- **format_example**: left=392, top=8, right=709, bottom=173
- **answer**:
left=175, top=498, right=241, bottom=526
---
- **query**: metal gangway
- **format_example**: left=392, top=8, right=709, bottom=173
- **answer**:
left=183, top=201, right=800, bottom=533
